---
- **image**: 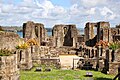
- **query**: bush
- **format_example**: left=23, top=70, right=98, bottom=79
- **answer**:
left=109, top=42, right=120, bottom=50
left=0, top=26, right=4, bottom=31
left=0, top=49, right=14, bottom=56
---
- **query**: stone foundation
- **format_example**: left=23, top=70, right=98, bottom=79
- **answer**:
left=40, top=58, right=61, bottom=69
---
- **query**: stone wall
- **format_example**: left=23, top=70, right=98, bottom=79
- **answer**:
left=0, top=32, right=20, bottom=49
left=111, top=28, right=120, bottom=41
left=109, top=62, right=120, bottom=75
left=52, top=24, right=78, bottom=48
left=31, top=45, right=41, bottom=64
left=84, top=22, right=97, bottom=41
left=17, top=48, right=33, bottom=70
left=23, top=21, right=47, bottom=45
left=0, top=54, right=19, bottom=80
left=40, top=58, right=60, bottom=69
left=84, top=21, right=110, bottom=47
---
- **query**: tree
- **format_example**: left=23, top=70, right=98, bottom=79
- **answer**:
left=116, top=24, right=120, bottom=28
left=0, top=26, right=4, bottom=31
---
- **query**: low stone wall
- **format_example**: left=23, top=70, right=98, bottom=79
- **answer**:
left=40, top=58, right=61, bottom=69
left=109, top=62, right=120, bottom=75
left=77, top=58, right=97, bottom=70
left=0, top=54, right=20, bottom=80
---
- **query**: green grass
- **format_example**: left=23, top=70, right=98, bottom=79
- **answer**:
left=20, top=67, right=115, bottom=80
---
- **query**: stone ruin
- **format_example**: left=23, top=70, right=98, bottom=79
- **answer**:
left=52, top=24, right=78, bottom=48
left=1, top=20, right=120, bottom=79
left=0, top=54, right=19, bottom=80
left=0, top=31, right=33, bottom=80
left=0, top=32, right=20, bottom=80
left=23, top=21, right=47, bottom=45
left=77, top=21, right=120, bottom=75
left=111, top=27, right=120, bottom=42
left=84, top=21, right=111, bottom=47
left=0, top=32, right=20, bottom=49
left=23, top=21, right=61, bottom=68
left=23, top=21, right=47, bottom=63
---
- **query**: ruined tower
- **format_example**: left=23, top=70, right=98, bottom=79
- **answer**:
left=84, top=21, right=111, bottom=47
left=52, top=24, right=78, bottom=48
left=23, top=21, right=47, bottom=45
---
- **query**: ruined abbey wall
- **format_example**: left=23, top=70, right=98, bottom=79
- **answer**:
left=0, top=54, right=20, bottom=80
left=0, top=32, right=20, bottom=49
left=23, top=21, right=47, bottom=45
left=84, top=22, right=111, bottom=47
left=52, top=24, right=78, bottom=48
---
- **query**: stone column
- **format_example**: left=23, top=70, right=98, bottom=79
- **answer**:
left=38, top=26, right=41, bottom=46
left=96, top=46, right=101, bottom=70
left=73, top=38, right=76, bottom=48
left=105, top=48, right=109, bottom=71
left=57, top=37, right=61, bottom=47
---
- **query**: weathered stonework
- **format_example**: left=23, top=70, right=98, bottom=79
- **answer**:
left=109, top=62, right=120, bottom=75
left=0, top=31, right=33, bottom=70
left=84, top=21, right=111, bottom=47
left=23, top=21, right=47, bottom=63
left=52, top=24, right=78, bottom=48
left=111, top=28, right=120, bottom=41
left=17, top=48, right=33, bottom=70
left=0, top=54, right=20, bottom=80
left=40, top=58, right=61, bottom=69
left=23, top=21, right=47, bottom=45
left=0, top=32, right=20, bottom=49
left=0, top=32, right=21, bottom=80
left=85, top=22, right=97, bottom=41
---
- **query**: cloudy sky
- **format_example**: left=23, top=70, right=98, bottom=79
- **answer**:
left=0, top=0, right=120, bottom=28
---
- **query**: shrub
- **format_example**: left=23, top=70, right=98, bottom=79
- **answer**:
left=0, top=26, right=4, bottom=31
left=0, top=49, right=14, bottom=56
left=109, top=42, right=120, bottom=50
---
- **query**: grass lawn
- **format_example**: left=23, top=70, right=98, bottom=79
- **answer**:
left=20, top=67, right=115, bottom=80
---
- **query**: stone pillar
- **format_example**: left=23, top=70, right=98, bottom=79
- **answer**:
left=57, top=37, right=61, bottom=47
left=73, top=38, right=76, bottom=47
left=105, top=48, right=109, bottom=71
left=96, top=46, right=101, bottom=70
left=97, top=25, right=101, bottom=42
left=38, top=26, right=41, bottom=46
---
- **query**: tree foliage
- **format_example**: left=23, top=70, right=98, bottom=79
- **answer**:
left=109, top=42, right=120, bottom=50
left=0, top=26, right=4, bottom=31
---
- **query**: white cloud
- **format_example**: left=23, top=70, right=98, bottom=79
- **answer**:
left=100, top=7, right=113, bottom=16
left=0, top=0, right=120, bottom=27
left=86, top=8, right=96, bottom=15
left=71, top=0, right=107, bottom=7
left=35, top=0, right=54, bottom=18
left=70, top=4, right=80, bottom=15
left=100, top=7, right=117, bottom=20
